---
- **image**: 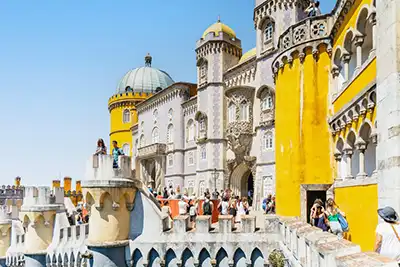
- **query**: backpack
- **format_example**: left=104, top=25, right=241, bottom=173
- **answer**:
left=203, top=201, right=212, bottom=215
left=337, top=213, right=349, bottom=232
left=189, top=206, right=196, bottom=216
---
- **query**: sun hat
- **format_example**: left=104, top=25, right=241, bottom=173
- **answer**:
left=378, top=206, right=399, bottom=223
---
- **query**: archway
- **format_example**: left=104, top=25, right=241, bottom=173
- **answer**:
left=230, top=163, right=254, bottom=202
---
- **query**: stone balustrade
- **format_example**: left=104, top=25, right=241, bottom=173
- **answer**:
left=278, top=217, right=398, bottom=267
left=137, top=143, right=167, bottom=159
left=278, top=15, right=332, bottom=52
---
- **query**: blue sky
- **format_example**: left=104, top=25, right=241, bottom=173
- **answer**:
left=0, top=1, right=335, bottom=187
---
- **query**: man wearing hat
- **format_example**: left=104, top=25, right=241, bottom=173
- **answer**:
left=375, top=206, right=400, bottom=264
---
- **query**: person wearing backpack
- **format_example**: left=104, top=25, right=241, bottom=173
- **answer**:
left=202, top=196, right=213, bottom=216
left=375, top=206, right=400, bottom=264
left=189, top=199, right=198, bottom=227
left=325, top=198, right=346, bottom=238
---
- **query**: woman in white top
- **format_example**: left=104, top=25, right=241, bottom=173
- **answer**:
left=218, top=198, right=229, bottom=215
left=374, top=206, right=400, bottom=264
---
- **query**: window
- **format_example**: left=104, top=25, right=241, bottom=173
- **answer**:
left=228, top=102, right=236, bottom=123
left=263, top=132, right=273, bottom=150
left=153, top=109, right=158, bottom=123
left=151, top=127, right=159, bottom=143
left=200, top=64, right=207, bottom=77
left=188, top=151, right=194, bottom=165
left=123, top=109, right=131, bottom=123
left=168, top=108, right=173, bottom=121
left=168, top=154, right=173, bottom=167
left=200, top=145, right=206, bottom=160
left=140, top=135, right=145, bottom=147
left=264, top=22, right=274, bottom=43
left=187, top=120, right=195, bottom=141
left=240, top=101, right=249, bottom=121
left=167, top=124, right=173, bottom=143
left=199, top=118, right=206, bottom=131
left=140, top=121, right=144, bottom=132
left=122, top=143, right=130, bottom=156
left=262, top=96, right=273, bottom=111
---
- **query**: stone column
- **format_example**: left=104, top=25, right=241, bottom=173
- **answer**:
left=342, top=54, right=351, bottom=81
left=354, top=36, right=365, bottom=69
left=154, top=157, right=165, bottom=193
left=355, top=138, right=368, bottom=179
left=334, top=151, right=343, bottom=182
left=331, top=66, right=340, bottom=97
left=344, top=147, right=354, bottom=179
left=369, top=13, right=377, bottom=55
left=376, top=0, right=400, bottom=211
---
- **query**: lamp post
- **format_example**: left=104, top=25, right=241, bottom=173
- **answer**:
left=212, top=168, right=220, bottom=195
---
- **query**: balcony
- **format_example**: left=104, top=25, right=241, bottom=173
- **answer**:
left=138, top=143, right=167, bottom=159
left=278, top=15, right=331, bottom=52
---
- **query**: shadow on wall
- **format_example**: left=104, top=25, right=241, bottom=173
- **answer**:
left=129, top=192, right=144, bottom=240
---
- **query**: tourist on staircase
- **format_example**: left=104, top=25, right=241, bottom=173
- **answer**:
left=325, top=198, right=346, bottom=238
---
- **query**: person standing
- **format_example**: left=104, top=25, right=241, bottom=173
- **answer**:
left=202, top=195, right=214, bottom=216
left=112, top=140, right=124, bottom=168
left=218, top=197, right=229, bottom=215
left=178, top=195, right=189, bottom=215
left=94, top=138, right=107, bottom=155
left=325, top=198, right=345, bottom=238
left=374, top=206, right=400, bottom=264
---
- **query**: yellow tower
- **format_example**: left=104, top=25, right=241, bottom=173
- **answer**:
left=108, top=54, right=174, bottom=156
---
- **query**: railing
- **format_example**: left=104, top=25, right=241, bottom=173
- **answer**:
left=137, top=143, right=167, bottom=158
left=278, top=14, right=331, bottom=52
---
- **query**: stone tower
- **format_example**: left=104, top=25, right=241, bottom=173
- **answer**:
left=18, top=186, right=64, bottom=267
left=81, top=155, right=136, bottom=267
left=376, top=0, right=400, bottom=211
left=195, top=19, right=242, bottom=190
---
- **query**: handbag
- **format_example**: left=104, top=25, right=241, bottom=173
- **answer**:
left=390, top=224, right=400, bottom=241
left=337, top=211, right=349, bottom=232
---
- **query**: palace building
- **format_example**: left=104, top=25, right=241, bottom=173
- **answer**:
left=106, top=0, right=397, bottom=252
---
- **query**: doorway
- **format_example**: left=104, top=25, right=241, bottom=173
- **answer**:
left=306, top=190, right=327, bottom=223
left=247, top=173, right=254, bottom=206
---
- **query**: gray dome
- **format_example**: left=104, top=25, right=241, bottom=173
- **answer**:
left=117, top=66, right=174, bottom=94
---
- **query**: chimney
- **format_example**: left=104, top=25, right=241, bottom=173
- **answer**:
left=64, top=177, right=72, bottom=192
left=15, top=176, right=21, bottom=187
left=76, top=180, right=82, bottom=193
left=52, top=180, right=61, bottom=189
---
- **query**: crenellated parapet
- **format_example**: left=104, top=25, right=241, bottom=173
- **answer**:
left=0, top=185, right=24, bottom=206
left=82, top=155, right=137, bottom=248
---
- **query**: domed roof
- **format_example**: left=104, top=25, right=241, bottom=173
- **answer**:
left=202, top=19, right=236, bottom=39
left=238, top=47, right=256, bottom=64
left=116, top=54, right=174, bottom=94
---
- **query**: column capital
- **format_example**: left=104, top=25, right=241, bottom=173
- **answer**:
left=343, top=145, right=353, bottom=156
left=334, top=150, right=342, bottom=161
left=355, top=137, right=368, bottom=152
left=368, top=12, right=377, bottom=25
left=331, top=65, right=340, bottom=78
left=342, top=53, right=351, bottom=63
left=354, top=35, right=365, bottom=47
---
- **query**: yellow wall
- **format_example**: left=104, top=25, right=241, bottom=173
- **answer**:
left=334, top=184, right=378, bottom=251
left=333, top=0, right=372, bottom=47
left=275, top=46, right=334, bottom=216
left=108, top=92, right=150, bottom=156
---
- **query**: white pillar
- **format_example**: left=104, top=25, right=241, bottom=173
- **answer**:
left=334, top=152, right=343, bottom=181
left=356, top=138, right=368, bottom=179
left=354, top=36, right=364, bottom=69
left=342, top=54, right=351, bottom=81
left=344, top=148, right=354, bottom=179
left=370, top=13, right=377, bottom=54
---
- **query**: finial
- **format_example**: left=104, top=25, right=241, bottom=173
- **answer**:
left=145, top=53, right=152, bottom=67
left=217, top=15, right=221, bottom=23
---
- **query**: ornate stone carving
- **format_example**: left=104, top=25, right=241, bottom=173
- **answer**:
left=226, top=121, right=253, bottom=164
left=138, top=143, right=166, bottom=159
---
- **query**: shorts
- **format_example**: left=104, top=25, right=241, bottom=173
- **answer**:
left=190, top=215, right=196, bottom=222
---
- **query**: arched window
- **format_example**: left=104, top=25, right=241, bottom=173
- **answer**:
left=140, top=134, right=145, bottom=147
left=240, top=101, right=249, bottom=121
left=228, top=102, right=236, bottom=123
left=123, top=109, right=131, bottom=123
left=152, top=127, right=159, bottom=143
left=135, top=139, right=138, bottom=155
left=167, top=124, right=174, bottom=143
left=263, top=132, right=273, bottom=150
left=264, top=22, right=274, bottom=43
left=140, top=121, right=144, bottom=133
left=122, top=143, right=130, bottom=156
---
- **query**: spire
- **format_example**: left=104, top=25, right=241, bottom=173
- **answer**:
left=145, top=53, right=152, bottom=67
left=217, top=15, right=221, bottom=23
